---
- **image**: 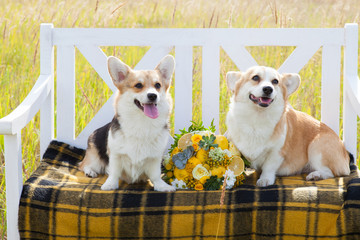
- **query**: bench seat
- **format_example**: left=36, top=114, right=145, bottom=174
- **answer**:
left=18, top=141, right=360, bottom=240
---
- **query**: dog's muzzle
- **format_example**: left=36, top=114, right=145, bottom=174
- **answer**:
left=249, top=94, right=274, bottom=107
left=134, top=99, right=159, bottom=119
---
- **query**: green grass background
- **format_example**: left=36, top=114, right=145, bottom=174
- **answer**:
left=0, top=0, right=360, bottom=237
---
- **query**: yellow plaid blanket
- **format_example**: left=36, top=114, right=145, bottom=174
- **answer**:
left=19, top=141, right=360, bottom=240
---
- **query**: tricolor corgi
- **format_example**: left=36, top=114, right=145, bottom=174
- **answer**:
left=226, top=66, right=351, bottom=187
left=79, top=55, right=176, bottom=192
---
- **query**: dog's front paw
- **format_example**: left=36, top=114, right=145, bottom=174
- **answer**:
left=306, top=171, right=322, bottom=181
left=257, top=178, right=275, bottom=187
left=83, top=166, right=98, bottom=178
left=154, top=180, right=176, bottom=192
left=101, top=178, right=119, bottom=191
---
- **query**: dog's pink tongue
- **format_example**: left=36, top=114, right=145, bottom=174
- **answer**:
left=143, top=104, right=159, bottom=119
left=260, top=97, right=272, bottom=104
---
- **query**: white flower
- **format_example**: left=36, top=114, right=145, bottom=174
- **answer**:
left=162, top=153, right=171, bottom=167
left=208, top=147, right=226, bottom=162
left=223, top=169, right=236, bottom=189
left=192, top=164, right=211, bottom=180
left=171, top=179, right=187, bottom=189
left=223, top=149, right=232, bottom=158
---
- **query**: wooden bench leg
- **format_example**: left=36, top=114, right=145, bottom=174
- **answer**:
left=5, top=133, right=22, bottom=240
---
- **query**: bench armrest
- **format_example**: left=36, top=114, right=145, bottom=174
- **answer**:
left=0, top=74, right=52, bottom=135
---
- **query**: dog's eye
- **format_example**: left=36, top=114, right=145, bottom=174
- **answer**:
left=272, top=79, right=279, bottom=84
left=134, top=83, right=143, bottom=89
left=252, top=75, right=260, bottom=81
left=155, top=83, right=161, bottom=89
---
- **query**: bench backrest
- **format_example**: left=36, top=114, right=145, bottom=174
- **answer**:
left=40, top=23, right=359, bottom=157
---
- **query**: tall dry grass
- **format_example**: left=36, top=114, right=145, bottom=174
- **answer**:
left=0, top=0, right=359, bottom=238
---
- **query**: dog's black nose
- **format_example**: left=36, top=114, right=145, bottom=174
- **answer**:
left=263, top=86, right=273, bottom=95
left=147, top=93, right=157, bottom=101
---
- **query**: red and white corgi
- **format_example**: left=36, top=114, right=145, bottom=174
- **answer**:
left=226, top=66, right=351, bottom=187
left=79, top=55, right=176, bottom=192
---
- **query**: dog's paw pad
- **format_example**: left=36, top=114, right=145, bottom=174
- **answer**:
left=101, top=181, right=119, bottom=191
left=156, top=185, right=176, bottom=192
left=154, top=182, right=176, bottom=192
left=83, top=168, right=98, bottom=178
left=85, top=171, right=98, bottom=178
left=306, top=171, right=322, bottom=181
left=256, top=178, right=274, bottom=187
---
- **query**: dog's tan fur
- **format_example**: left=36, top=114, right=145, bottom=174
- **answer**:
left=226, top=66, right=350, bottom=187
left=80, top=55, right=176, bottom=192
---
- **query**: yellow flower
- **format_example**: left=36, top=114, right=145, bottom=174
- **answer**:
left=185, top=156, right=201, bottom=173
left=214, top=135, right=229, bottom=150
left=192, top=143, right=199, bottom=151
left=165, top=162, right=173, bottom=170
left=174, top=168, right=189, bottom=181
left=211, top=166, right=226, bottom=178
left=189, top=156, right=201, bottom=167
left=171, top=147, right=181, bottom=156
left=199, top=176, right=210, bottom=184
left=196, top=148, right=208, bottom=163
left=203, top=164, right=210, bottom=170
left=194, top=183, right=204, bottom=191
left=192, top=164, right=211, bottom=180
left=166, top=171, right=173, bottom=178
left=191, top=134, right=202, bottom=144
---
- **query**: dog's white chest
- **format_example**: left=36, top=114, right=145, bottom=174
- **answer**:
left=108, top=118, right=168, bottom=162
left=230, top=123, right=273, bottom=159
left=226, top=102, right=286, bottom=164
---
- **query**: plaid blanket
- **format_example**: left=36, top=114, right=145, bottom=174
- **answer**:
left=19, top=141, right=360, bottom=240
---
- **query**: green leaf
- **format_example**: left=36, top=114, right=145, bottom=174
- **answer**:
left=204, top=176, right=224, bottom=190
left=199, top=134, right=218, bottom=151
left=241, top=155, right=251, bottom=168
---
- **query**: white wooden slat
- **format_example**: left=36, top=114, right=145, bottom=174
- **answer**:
left=134, top=46, right=173, bottom=70
left=4, top=133, right=22, bottom=240
left=321, top=44, right=341, bottom=135
left=278, top=44, right=320, bottom=73
left=222, top=44, right=258, bottom=71
left=174, top=46, right=193, bottom=133
left=53, top=28, right=345, bottom=47
left=76, top=45, right=117, bottom=93
left=40, top=89, right=54, bottom=156
left=74, top=96, right=115, bottom=149
left=344, top=79, right=360, bottom=116
left=57, top=45, right=75, bottom=142
left=202, top=45, right=220, bottom=131
left=40, top=23, right=54, bottom=157
left=343, top=23, right=359, bottom=156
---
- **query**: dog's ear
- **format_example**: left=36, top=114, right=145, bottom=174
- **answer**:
left=226, top=71, right=242, bottom=92
left=107, top=56, right=131, bottom=87
left=282, top=73, right=301, bottom=97
left=155, top=55, right=175, bottom=89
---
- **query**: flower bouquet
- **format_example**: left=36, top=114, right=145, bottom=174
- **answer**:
left=162, top=121, right=247, bottom=190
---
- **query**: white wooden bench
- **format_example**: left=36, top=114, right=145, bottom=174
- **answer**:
left=0, top=23, right=359, bottom=239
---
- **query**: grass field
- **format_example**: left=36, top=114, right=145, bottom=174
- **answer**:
left=0, top=0, right=359, bottom=238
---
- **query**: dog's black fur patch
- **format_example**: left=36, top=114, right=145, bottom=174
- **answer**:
left=110, top=115, right=121, bottom=135
left=349, top=152, right=355, bottom=165
left=88, top=115, right=121, bottom=165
